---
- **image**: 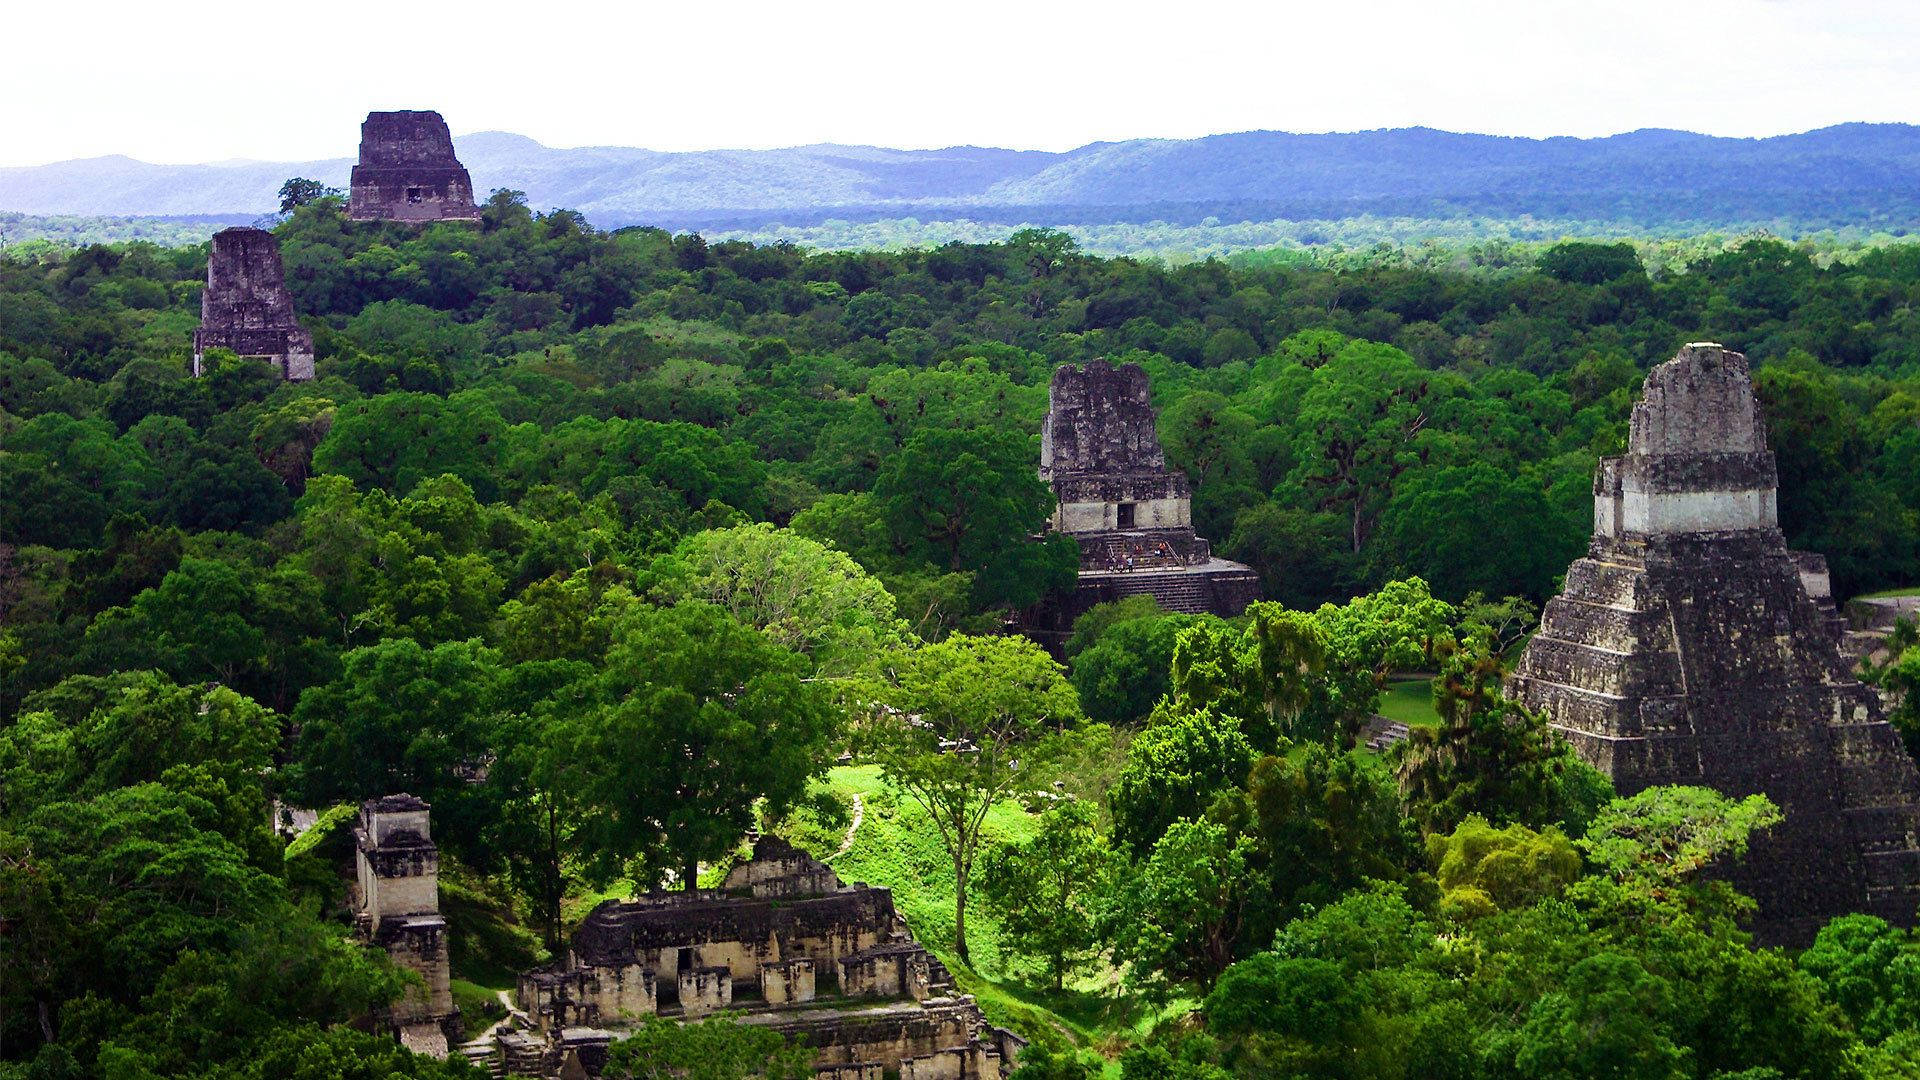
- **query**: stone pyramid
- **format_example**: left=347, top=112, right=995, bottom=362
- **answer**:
left=1508, top=343, right=1920, bottom=942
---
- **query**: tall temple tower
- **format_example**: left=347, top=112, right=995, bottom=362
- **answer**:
left=348, top=110, right=482, bottom=224
left=355, top=794, right=461, bottom=1055
left=193, top=227, right=314, bottom=380
left=1509, top=343, right=1920, bottom=942
left=1024, top=359, right=1259, bottom=642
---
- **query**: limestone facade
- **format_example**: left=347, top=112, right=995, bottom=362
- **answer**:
left=354, top=794, right=462, bottom=1055
left=193, top=227, right=314, bottom=380
left=1509, top=343, right=1920, bottom=943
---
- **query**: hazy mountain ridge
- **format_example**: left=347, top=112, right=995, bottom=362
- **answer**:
left=4, top=123, right=1918, bottom=231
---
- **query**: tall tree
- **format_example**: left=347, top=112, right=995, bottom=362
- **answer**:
left=978, top=800, right=1111, bottom=989
left=562, top=601, right=838, bottom=889
left=867, top=633, right=1082, bottom=963
left=1289, top=342, right=1434, bottom=554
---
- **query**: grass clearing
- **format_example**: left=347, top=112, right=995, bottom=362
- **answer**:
left=450, top=977, right=507, bottom=1038
left=1377, top=676, right=1440, bottom=728
left=783, top=765, right=1166, bottom=1065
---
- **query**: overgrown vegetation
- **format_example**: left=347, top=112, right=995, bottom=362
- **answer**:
left=8, top=196, right=1920, bottom=1076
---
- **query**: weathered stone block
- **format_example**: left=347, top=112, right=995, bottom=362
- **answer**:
left=677, top=966, right=732, bottom=1016
left=760, top=956, right=816, bottom=1004
left=353, top=794, right=460, bottom=1055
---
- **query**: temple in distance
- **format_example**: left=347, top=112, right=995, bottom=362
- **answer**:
left=193, top=226, right=314, bottom=381
left=1024, top=359, right=1259, bottom=643
left=348, top=110, right=483, bottom=224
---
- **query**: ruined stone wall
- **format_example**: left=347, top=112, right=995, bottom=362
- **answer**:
left=777, top=999, right=986, bottom=1072
left=514, top=837, right=1017, bottom=1079
left=520, top=961, right=657, bottom=1031
left=348, top=110, right=482, bottom=223
left=570, top=884, right=897, bottom=994
left=1040, top=358, right=1166, bottom=476
left=1593, top=343, right=1780, bottom=538
left=1040, top=359, right=1196, bottom=539
left=677, top=967, right=733, bottom=1016
left=760, top=957, right=816, bottom=1005
left=838, top=945, right=933, bottom=1000
left=720, top=835, right=845, bottom=898
left=381, top=917, right=457, bottom=1021
left=194, top=227, right=314, bottom=380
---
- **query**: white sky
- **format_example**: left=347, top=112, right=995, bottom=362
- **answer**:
left=2, top=0, right=1916, bottom=166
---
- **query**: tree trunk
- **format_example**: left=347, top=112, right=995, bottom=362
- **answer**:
left=544, top=804, right=563, bottom=950
left=685, top=856, right=700, bottom=892
left=1351, top=499, right=1364, bottom=555
left=953, top=847, right=971, bottom=964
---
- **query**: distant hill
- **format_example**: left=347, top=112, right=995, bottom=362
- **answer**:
left=4, top=124, right=1919, bottom=233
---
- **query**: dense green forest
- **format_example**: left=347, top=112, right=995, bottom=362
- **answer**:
left=9, top=192, right=1920, bottom=1078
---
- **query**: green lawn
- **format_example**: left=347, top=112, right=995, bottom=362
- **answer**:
left=1857, top=586, right=1920, bottom=599
left=1377, top=676, right=1441, bottom=729
left=450, top=977, right=507, bottom=1039
left=789, top=765, right=1176, bottom=1067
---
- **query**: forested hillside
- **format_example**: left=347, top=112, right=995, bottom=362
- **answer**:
left=9, top=194, right=1920, bottom=1078
left=6, top=123, right=1920, bottom=235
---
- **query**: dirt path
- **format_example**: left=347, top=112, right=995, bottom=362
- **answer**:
left=827, top=793, right=864, bottom=861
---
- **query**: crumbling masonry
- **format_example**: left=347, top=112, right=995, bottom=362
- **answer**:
left=355, top=794, right=462, bottom=1056
left=495, top=836, right=1024, bottom=1079
left=1024, top=359, right=1259, bottom=641
left=193, top=227, right=313, bottom=380
left=349, top=110, right=482, bottom=224
left=1509, top=343, right=1920, bottom=943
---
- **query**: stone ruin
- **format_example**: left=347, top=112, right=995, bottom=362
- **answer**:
left=193, top=227, right=314, bottom=381
left=1025, top=359, right=1259, bottom=641
left=491, top=835, right=1024, bottom=1079
left=348, top=110, right=482, bottom=224
left=1509, top=343, right=1920, bottom=944
left=354, top=794, right=462, bottom=1055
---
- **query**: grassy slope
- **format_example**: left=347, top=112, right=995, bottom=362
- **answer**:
left=798, top=765, right=1170, bottom=1065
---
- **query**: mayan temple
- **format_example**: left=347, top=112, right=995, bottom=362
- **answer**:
left=193, top=227, right=314, bottom=380
left=1509, top=343, right=1920, bottom=943
left=1025, top=359, right=1259, bottom=641
left=490, top=836, right=1025, bottom=1078
left=348, top=110, right=482, bottom=223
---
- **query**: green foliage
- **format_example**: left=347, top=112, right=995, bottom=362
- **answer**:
left=1579, top=786, right=1784, bottom=892
left=557, top=601, right=839, bottom=888
left=1109, top=701, right=1254, bottom=857
left=598, top=1014, right=813, bottom=1080
left=15, top=197, right=1920, bottom=1075
left=641, top=522, right=909, bottom=679
left=1109, top=818, right=1256, bottom=998
left=1427, top=816, right=1582, bottom=920
left=1798, top=915, right=1920, bottom=1044
left=867, top=633, right=1082, bottom=962
left=1071, top=611, right=1218, bottom=727
left=1396, top=634, right=1613, bottom=836
left=978, top=800, right=1111, bottom=990
left=871, top=425, right=1074, bottom=609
